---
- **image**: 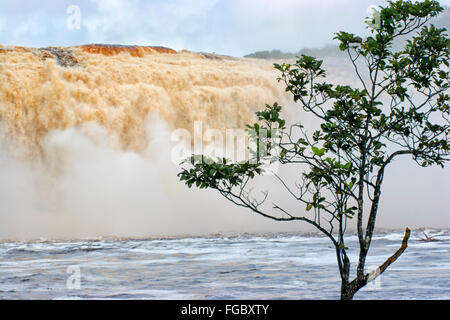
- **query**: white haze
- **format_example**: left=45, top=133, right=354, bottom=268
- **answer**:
left=0, top=116, right=305, bottom=240
left=0, top=114, right=448, bottom=241
left=0, top=54, right=448, bottom=241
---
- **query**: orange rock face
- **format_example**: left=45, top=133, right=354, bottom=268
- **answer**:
left=78, top=44, right=177, bottom=57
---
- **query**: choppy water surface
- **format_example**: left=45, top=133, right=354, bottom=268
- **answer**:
left=0, top=229, right=449, bottom=299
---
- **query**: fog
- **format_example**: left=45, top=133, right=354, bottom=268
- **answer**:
left=0, top=46, right=448, bottom=240
left=0, top=118, right=307, bottom=240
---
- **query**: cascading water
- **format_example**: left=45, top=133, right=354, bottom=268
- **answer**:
left=0, top=45, right=301, bottom=240
left=0, top=44, right=448, bottom=241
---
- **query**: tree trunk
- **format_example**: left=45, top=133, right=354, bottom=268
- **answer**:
left=339, top=228, right=411, bottom=300
left=341, top=279, right=364, bottom=300
left=341, top=283, right=355, bottom=300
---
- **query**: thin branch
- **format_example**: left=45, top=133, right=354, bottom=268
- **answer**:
left=366, top=228, right=411, bottom=283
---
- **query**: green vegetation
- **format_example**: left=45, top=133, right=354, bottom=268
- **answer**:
left=179, top=0, right=449, bottom=300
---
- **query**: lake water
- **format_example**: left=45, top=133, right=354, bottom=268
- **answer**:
left=0, top=229, right=449, bottom=300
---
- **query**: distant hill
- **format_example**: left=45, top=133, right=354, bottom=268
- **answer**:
left=244, top=45, right=342, bottom=60
left=245, top=6, right=449, bottom=60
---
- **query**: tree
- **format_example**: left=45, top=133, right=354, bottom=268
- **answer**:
left=178, top=0, right=449, bottom=300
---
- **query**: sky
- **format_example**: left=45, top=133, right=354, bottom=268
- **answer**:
left=1, top=0, right=449, bottom=57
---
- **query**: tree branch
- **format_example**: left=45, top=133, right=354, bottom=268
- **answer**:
left=366, top=227, right=411, bottom=283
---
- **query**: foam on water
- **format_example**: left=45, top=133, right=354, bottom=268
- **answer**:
left=0, top=229, right=448, bottom=299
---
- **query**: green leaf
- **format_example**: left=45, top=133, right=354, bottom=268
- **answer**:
left=312, top=146, right=325, bottom=157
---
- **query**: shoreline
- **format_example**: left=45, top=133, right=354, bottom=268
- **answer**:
left=0, top=227, right=447, bottom=244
